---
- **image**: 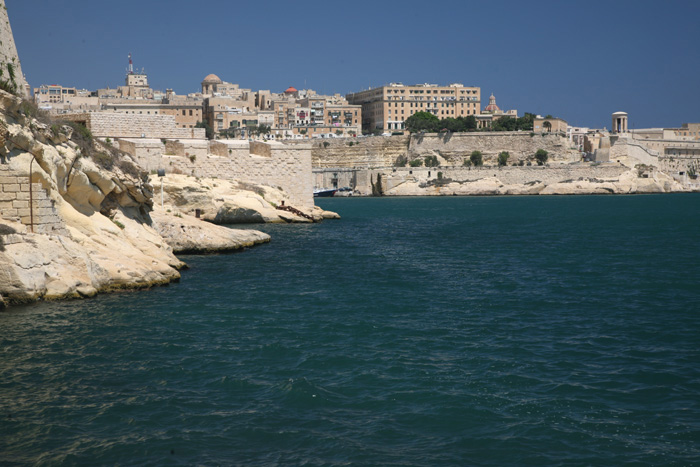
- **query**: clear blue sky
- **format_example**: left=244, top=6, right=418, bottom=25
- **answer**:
left=7, top=0, right=700, bottom=129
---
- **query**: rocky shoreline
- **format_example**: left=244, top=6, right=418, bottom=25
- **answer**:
left=0, top=91, right=338, bottom=309
left=314, top=163, right=699, bottom=198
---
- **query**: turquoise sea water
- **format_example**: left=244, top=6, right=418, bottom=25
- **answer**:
left=1, top=194, right=700, bottom=466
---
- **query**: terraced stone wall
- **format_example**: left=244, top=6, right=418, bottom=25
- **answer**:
left=310, top=132, right=581, bottom=169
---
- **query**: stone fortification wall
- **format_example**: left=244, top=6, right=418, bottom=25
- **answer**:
left=408, top=132, right=580, bottom=165
left=0, top=164, right=66, bottom=234
left=0, top=1, right=28, bottom=97
left=310, top=132, right=581, bottom=169
left=162, top=139, right=209, bottom=159
left=610, top=136, right=660, bottom=168
left=314, top=164, right=628, bottom=195
left=658, top=155, right=700, bottom=175
left=309, top=136, right=410, bottom=168
left=120, top=139, right=313, bottom=208
left=64, top=113, right=206, bottom=140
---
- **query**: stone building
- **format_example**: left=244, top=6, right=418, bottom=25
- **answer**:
left=33, top=84, right=99, bottom=112
left=533, top=117, right=568, bottom=134
left=346, top=82, right=481, bottom=133
left=292, top=96, right=362, bottom=138
left=630, top=122, right=700, bottom=158
left=476, top=93, right=518, bottom=129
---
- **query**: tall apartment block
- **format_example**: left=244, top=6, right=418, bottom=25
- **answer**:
left=346, top=83, right=481, bottom=133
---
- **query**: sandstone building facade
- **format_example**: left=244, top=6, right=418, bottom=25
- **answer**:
left=346, top=83, right=481, bottom=133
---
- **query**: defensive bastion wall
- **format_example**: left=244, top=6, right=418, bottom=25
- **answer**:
left=119, top=139, right=313, bottom=208
left=309, top=132, right=580, bottom=168
left=407, top=132, right=580, bottom=165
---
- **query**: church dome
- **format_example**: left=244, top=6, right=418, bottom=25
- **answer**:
left=202, top=74, right=223, bottom=84
left=284, top=86, right=298, bottom=94
left=484, top=93, right=501, bottom=112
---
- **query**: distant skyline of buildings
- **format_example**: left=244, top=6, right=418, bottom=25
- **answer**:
left=31, top=53, right=700, bottom=160
left=33, top=54, right=529, bottom=138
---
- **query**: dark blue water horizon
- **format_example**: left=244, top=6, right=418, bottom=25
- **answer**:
left=2, top=194, right=699, bottom=465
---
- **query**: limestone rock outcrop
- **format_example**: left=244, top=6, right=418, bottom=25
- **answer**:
left=0, top=91, right=184, bottom=305
left=378, top=166, right=689, bottom=196
left=150, top=174, right=339, bottom=224
left=150, top=205, right=270, bottom=254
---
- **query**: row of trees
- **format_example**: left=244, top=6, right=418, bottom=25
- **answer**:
left=405, top=112, right=477, bottom=133
left=489, top=113, right=537, bottom=132
left=404, top=111, right=539, bottom=134
left=397, top=149, right=549, bottom=168
left=465, top=149, right=548, bottom=166
left=195, top=121, right=273, bottom=140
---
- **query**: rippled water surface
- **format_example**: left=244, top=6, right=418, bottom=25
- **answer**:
left=2, top=195, right=700, bottom=465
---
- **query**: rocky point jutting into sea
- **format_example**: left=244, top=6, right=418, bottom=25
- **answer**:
left=0, top=90, right=337, bottom=308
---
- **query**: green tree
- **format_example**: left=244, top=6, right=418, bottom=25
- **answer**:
left=424, top=155, right=439, bottom=167
left=463, top=115, right=478, bottom=131
left=195, top=121, right=214, bottom=140
left=258, top=124, right=271, bottom=136
left=409, top=158, right=423, bottom=167
left=543, top=121, right=552, bottom=133
left=491, top=116, right=517, bottom=132
left=535, top=149, right=549, bottom=165
left=405, top=112, right=440, bottom=133
left=517, top=113, right=535, bottom=131
left=394, top=155, right=408, bottom=167
left=487, top=113, right=537, bottom=132
left=218, top=127, right=238, bottom=139
left=498, top=151, right=510, bottom=167
left=470, top=150, right=483, bottom=167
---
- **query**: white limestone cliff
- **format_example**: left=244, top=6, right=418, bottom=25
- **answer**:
left=0, top=91, right=280, bottom=307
